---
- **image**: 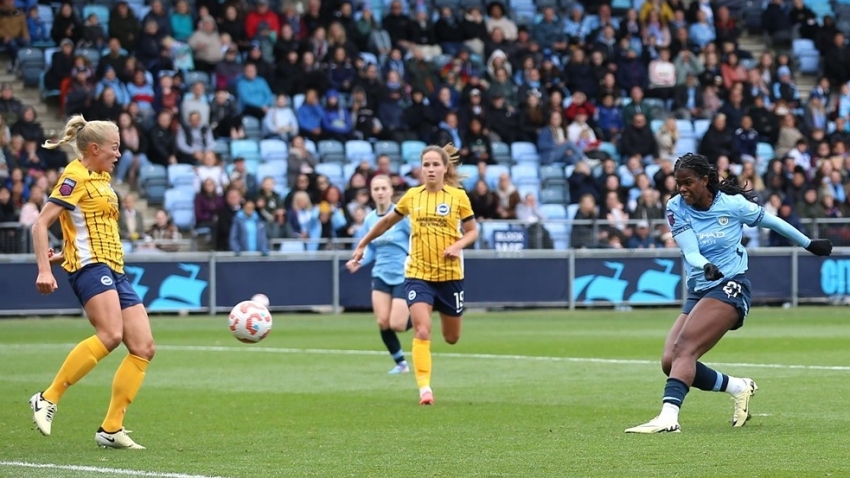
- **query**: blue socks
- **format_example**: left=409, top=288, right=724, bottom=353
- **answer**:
left=692, top=361, right=729, bottom=392
left=662, top=378, right=689, bottom=407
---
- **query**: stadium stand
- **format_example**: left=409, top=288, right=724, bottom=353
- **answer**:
left=1, top=0, right=849, bottom=255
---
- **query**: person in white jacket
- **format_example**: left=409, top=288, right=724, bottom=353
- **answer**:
left=263, top=94, right=299, bottom=141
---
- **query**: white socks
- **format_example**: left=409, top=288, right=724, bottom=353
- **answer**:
left=724, top=377, right=749, bottom=395
left=659, top=402, right=680, bottom=422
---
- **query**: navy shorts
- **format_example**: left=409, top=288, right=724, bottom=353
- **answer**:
left=405, top=278, right=465, bottom=317
left=372, top=278, right=405, bottom=300
left=682, top=274, right=752, bottom=330
left=68, top=263, right=143, bottom=310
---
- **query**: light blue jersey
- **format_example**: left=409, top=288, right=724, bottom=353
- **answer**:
left=357, top=204, right=411, bottom=286
left=667, top=192, right=765, bottom=292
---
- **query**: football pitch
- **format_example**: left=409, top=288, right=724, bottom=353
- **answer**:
left=1, top=307, right=849, bottom=478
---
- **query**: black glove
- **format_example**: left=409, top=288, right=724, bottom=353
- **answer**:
left=703, top=263, right=724, bottom=281
left=805, top=239, right=833, bottom=257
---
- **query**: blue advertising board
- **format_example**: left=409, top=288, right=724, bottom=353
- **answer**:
left=747, top=256, right=792, bottom=301
left=215, top=260, right=334, bottom=308
left=492, top=227, right=527, bottom=251
left=798, top=255, right=850, bottom=298
left=573, top=257, right=682, bottom=305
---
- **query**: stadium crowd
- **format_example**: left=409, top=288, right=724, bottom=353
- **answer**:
left=1, top=0, right=850, bottom=254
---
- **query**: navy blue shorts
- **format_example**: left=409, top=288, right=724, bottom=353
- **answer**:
left=405, top=278, right=465, bottom=317
left=68, top=263, right=143, bottom=310
left=372, top=278, right=405, bottom=300
left=683, top=274, right=752, bottom=330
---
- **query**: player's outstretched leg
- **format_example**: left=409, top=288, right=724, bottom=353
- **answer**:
left=381, top=328, right=410, bottom=375
left=691, top=362, right=758, bottom=427
left=31, top=335, right=111, bottom=436
left=385, top=296, right=412, bottom=375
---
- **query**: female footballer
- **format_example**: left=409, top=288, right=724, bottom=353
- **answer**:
left=626, top=153, right=832, bottom=434
left=30, top=115, right=155, bottom=449
left=346, top=174, right=413, bottom=375
left=350, top=144, right=478, bottom=405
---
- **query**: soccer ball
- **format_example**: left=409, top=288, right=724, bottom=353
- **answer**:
left=228, top=300, right=273, bottom=344
left=251, top=293, right=270, bottom=308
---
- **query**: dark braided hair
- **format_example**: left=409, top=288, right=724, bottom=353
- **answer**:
left=673, top=153, right=758, bottom=203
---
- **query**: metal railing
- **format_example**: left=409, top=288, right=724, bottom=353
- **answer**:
left=2, top=217, right=849, bottom=254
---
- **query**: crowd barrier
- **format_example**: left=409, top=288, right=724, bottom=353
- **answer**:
left=0, top=248, right=848, bottom=316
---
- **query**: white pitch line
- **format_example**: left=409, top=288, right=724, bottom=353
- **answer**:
left=0, top=461, right=228, bottom=478
left=3, top=343, right=850, bottom=372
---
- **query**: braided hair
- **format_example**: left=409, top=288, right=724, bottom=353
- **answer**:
left=673, top=153, right=758, bottom=203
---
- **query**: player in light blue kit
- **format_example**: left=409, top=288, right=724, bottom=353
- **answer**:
left=347, top=175, right=413, bottom=374
left=626, top=153, right=832, bottom=434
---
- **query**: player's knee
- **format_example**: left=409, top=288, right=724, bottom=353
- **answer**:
left=390, top=322, right=407, bottom=333
left=96, top=329, right=123, bottom=351
left=443, top=332, right=459, bottom=345
left=375, top=315, right=390, bottom=330
left=670, top=341, right=696, bottom=361
left=414, top=326, right=431, bottom=341
left=129, top=339, right=156, bottom=361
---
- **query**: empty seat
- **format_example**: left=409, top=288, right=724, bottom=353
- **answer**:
left=345, top=140, right=376, bottom=163
left=256, top=161, right=287, bottom=183
left=540, top=204, right=567, bottom=219
left=259, top=139, right=288, bottom=160
left=231, top=139, right=259, bottom=157
left=510, top=141, right=537, bottom=162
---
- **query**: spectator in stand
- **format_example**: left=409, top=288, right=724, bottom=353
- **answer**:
left=622, top=87, right=655, bottom=125
left=214, top=188, right=243, bottom=251
left=170, top=0, right=194, bottom=42
left=485, top=2, right=517, bottom=42
left=263, top=95, right=298, bottom=141
left=230, top=199, right=270, bottom=256
left=255, top=177, right=286, bottom=238
left=95, top=67, right=131, bottom=108
left=145, top=209, right=182, bottom=252
left=188, top=16, right=223, bottom=73
left=86, top=87, right=123, bottom=124
left=494, top=173, right=520, bottom=219
left=209, top=88, right=242, bottom=139
left=735, top=115, right=759, bottom=163
left=115, top=112, right=150, bottom=187
left=181, top=82, right=210, bottom=126
left=177, top=110, right=215, bottom=164
left=287, top=190, right=322, bottom=248
left=195, top=151, right=228, bottom=194
left=0, top=0, right=29, bottom=73
left=245, top=0, right=279, bottom=41
left=0, top=187, right=17, bottom=227
left=285, top=136, right=315, bottom=189
left=119, top=193, right=145, bottom=244
left=296, top=88, right=324, bottom=142
left=655, top=117, right=679, bottom=160
left=147, top=110, right=177, bottom=166
left=50, top=2, right=80, bottom=46
left=229, top=157, right=258, bottom=199
left=10, top=106, right=43, bottom=144
left=236, top=63, right=274, bottom=121
left=469, top=179, right=500, bottom=220
left=108, top=1, right=140, bottom=53
left=620, top=113, right=658, bottom=161
left=537, top=111, right=583, bottom=165
left=0, top=84, right=24, bottom=124
left=194, top=178, right=223, bottom=234
left=647, top=47, right=677, bottom=101
left=699, top=113, right=738, bottom=164
left=570, top=194, right=599, bottom=249
left=25, top=5, right=47, bottom=44
left=321, top=89, right=354, bottom=141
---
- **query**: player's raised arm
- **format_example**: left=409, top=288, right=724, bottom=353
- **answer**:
left=351, top=210, right=405, bottom=262
left=756, top=212, right=832, bottom=256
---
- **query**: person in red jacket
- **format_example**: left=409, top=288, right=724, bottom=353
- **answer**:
left=245, top=0, right=280, bottom=40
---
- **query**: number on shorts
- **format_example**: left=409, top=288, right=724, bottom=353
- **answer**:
left=453, top=291, right=465, bottom=310
left=723, top=281, right=742, bottom=299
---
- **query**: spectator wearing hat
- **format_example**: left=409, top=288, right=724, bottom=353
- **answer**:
left=321, top=89, right=354, bottom=141
left=0, top=0, right=29, bottom=72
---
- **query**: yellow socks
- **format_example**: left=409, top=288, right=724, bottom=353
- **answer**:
left=101, top=354, right=149, bottom=433
left=412, top=338, right=432, bottom=389
left=42, top=335, right=110, bottom=404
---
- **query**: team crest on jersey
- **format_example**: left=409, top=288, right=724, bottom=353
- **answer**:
left=667, top=213, right=675, bottom=227
left=718, top=216, right=729, bottom=226
left=436, top=203, right=450, bottom=216
left=58, top=178, right=77, bottom=197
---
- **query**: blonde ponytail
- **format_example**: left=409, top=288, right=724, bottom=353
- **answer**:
left=440, top=143, right=466, bottom=188
left=42, top=115, right=118, bottom=157
left=43, top=115, right=87, bottom=152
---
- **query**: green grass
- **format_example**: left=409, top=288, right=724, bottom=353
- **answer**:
left=1, top=307, right=849, bottom=477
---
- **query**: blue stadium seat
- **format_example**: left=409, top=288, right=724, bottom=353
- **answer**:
left=231, top=139, right=259, bottom=158
left=510, top=164, right=539, bottom=181
left=359, top=52, right=378, bottom=65
left=676, top=137, right=698, bottom=157
left=346, top=140, right=375, bottom=163
left=184, top=70, right=211, bottom=90
left=543, top=222, right=570, bottom=250
left=492, top=141, right=511, bottom=165
left=540, top=204, right=567, bottom=219
left=510, top=142, right=537, bottom=162
left=479, top=221, right=512, bottom=249
left=517, top=183, right=540, bottom=200
left=757, top=142, right=775, bottom=161
left=315, top=163, right=344, bottom=183
left=693, top=119, right=710, bottom=138
left=318, top=139, right=345, bottom=157
left=167, top=164, right=196, bottom=189
left=279, top=240, right=306, bottom=252
left=304, top=138, right=318, bottom=155
left=260, top=139, right=288, bottom=160
left=164, top=187, right=194, bottom=212
left=484, top=165, right=510, bottom=189
left=374, top=140, right=401, bottom=160
left=597, top=142, right=620, bottom=162
left=75, top=47, right=101, bottom=69
left=799, top=54, right=820, bottom=75
left=650, top=119, right=664, bottom=133
left=540, top=164, right=565, bottom=184
left=676, top=119, right=694, bottom=134
left=257, top=161, right=286, bottom=184
left=540, top=185, right=567, bottom=204
left=402, top=140, right=426, bottom=163
left=645, top=164, right=661, bottom=184
left=171, top=208, right=196, bottom=230
left=792, top=38, right=816, bottom=56
left=293, top=94, right=306, bottom=110
left=82, top=5, right=110, bottom=27
left=242, top=116, right=262, bottom=139
left=38, top=5, right=54, bottom=24
left=458, top=165, right=479, bottom=190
